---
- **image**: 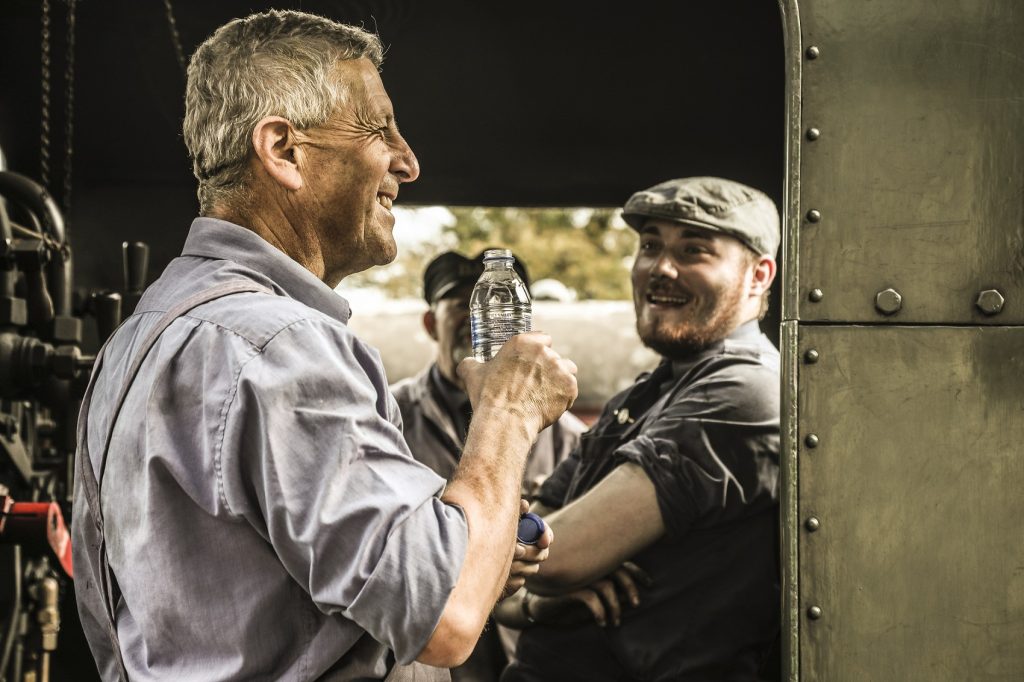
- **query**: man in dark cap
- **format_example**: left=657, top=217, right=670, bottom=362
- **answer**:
left=391, top=249, right=586, bottom=681
left=496, top=177, right=781, bottom=681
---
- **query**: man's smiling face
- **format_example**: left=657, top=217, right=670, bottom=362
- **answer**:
left=300, top=58, right=420, bottom=283
left=631, top=219, right=756, bottom=358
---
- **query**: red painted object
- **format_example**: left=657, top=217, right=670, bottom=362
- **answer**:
left=0, top=497, right=74, bottom=578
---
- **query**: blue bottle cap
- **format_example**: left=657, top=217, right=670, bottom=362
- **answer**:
left=516, top=512, right=546, bottom=545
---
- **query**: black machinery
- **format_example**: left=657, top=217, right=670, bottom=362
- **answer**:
left=0, top=168, right=147, bottom=681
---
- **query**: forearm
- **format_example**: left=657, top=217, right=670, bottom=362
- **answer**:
left=527, top=502, right=605, bottom=595
left=527, top=463, right=664, bottom=595
left=439, top=405, right=539, bottom=636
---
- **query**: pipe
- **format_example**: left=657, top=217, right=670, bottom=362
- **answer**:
left=0, top=173, right=64, bottom=245
left=0, top=546, right=21, bottom=682
left=0, top=172, right=71, bottom=318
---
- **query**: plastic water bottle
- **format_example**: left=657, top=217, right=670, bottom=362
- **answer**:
left=470, top=249, right=532, bottom=361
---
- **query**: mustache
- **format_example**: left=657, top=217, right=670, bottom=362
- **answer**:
left=379, top=177, right=400, bottom=199
left=645, top=278, right=692, bottom=299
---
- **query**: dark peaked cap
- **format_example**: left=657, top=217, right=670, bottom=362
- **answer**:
left=423, top=249, right=531, bottom=304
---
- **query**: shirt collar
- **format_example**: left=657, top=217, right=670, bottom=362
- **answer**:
left=428, top=363, right=469, bottom=413
left=428, top=363, right=472, bottom=438
left=181, top=217, right=352, bottom=324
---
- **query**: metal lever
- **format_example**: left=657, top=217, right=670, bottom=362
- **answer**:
left=92, top=291, right=122, bottom=342
left=122, top=241, right=149, bottom=295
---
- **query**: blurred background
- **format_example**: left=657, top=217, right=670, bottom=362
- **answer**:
left=340, top=206, right=657, bottom=422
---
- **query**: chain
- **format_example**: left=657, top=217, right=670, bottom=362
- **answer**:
left=40, top=0, right=52, bottom=187
left=62, top=0, right=77, bottom=227
left=163, top=0, right=187, bottom=78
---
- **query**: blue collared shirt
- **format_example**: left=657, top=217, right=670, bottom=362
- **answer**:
left=73, top=218, right=468, bottom=681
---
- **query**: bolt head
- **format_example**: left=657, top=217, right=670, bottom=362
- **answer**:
left=804, top=349, right=820, bottom=364
left=0, top=297, right=28, bottom=327
left=806, top=209, right=821, bottom=223
left=806, top=45, right=820, bottom=59
left=808, top=605, right=823, bottom=620
left=805, top=433, right=819, bottom=448
left=806, top=127, right=821, bottom=141
left=875, top=288, right=903, bottom=315
left=52, top=345, right=81, bottom=380
left=808, top=288, right=824, bottom=303
left=805, top=517, right=821, bottom=532
left=975, top=289, right=1005, bottom=315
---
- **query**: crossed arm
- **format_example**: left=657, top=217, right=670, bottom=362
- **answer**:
left=493, top=462, right=665, bottom=628
left=528, top=462, right=664, bottom=593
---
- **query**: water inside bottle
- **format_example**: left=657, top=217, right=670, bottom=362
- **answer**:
left=470, top=250, right=532, bottom=361
left=470, top=301, right=532, bottom=361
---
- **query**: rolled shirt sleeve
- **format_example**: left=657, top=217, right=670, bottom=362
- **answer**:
left=220, top=316, right=468, bottom=663
left=613, top=359, right=780, bottom=541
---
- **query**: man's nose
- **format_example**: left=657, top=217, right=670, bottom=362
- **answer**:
left=392, top=133, right=420, bottom=183
left=652, top=253, right=678, bottom=279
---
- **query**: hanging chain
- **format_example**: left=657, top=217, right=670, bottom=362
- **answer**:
left=40, top=0, right=52, bottom=187
left=163, top=0, right=187, bottom=78
left=62, top=0, right=77, bottom=227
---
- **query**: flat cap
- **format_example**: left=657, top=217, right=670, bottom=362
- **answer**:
left=622, top=176, right=780, bottom=256
left=423, top=248, right=530, bottom=304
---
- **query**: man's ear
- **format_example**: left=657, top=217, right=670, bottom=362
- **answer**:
left=252, top=116, right=302, bottom=191
left=749, top=256, right=777, bottom=297
left=423, top=309, right=439, bottom=341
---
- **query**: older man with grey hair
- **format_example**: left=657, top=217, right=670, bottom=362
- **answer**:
left=496, top=177, right=781, bottom=681
left=72, top=10, right=577, bottom=682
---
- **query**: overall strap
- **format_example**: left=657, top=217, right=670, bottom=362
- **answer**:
left=76, top=280, right=271, bottom=680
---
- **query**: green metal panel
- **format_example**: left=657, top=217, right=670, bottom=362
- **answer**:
left=797, top=0, right=1024, bottom=324
left=796, top=325, right=1024, bottom=679
left=781, top=1, right=1024, bottom=677
left=780, top=320, right=802, bottom=681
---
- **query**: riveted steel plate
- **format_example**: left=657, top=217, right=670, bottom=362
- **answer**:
left=796, top=326, right=1024, bottom=679
left=797, top=1, right=1024, bottom=323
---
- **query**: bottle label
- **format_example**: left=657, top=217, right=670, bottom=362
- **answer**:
left=483, top=311, right=529, bottom=342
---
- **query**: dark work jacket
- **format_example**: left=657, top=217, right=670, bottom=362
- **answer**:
left=505, top=321, right=781, bottom=682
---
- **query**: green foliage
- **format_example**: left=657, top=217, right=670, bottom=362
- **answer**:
left=346, top=207, right=638, bottom=300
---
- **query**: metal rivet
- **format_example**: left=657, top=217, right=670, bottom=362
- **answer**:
left=804, top=349, right=820, bottom=364
left=805, top=517, right=821, bottom=532
left=808, top=605, right=823, bottom=620
left=874, top=288, right=903, bottom=315
left=806, top=46, right=820, bottom=60
left=806, top=209, right=821, bottom=223
left=808, top=288, right=824, bottom=303
left=975, top=289, right=1005, bottom=315
left=806, top=127, right=821, bottom=141
left=805, top=433, right=819, bottom=448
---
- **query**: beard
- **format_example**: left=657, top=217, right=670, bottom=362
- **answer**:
left=636, top=278, right=746, bottom=360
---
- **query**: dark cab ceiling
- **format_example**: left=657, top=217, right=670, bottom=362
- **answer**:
left=0, top=0, right=784, bottom=291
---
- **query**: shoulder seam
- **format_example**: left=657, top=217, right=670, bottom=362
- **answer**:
left=179, top=313, right=264, bottom=349
left=256, top=315, right=348, bottom=352
left=212, top=349, right=263, bottom=516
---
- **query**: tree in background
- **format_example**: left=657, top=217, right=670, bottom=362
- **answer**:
left=346, top=206, right=637, bottom=300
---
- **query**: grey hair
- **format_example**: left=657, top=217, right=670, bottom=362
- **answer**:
left=183, top=10, right=384, bottom=214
